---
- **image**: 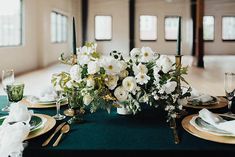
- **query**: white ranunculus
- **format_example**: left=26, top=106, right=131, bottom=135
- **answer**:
left=86, top=77, right=95, bottom=89
left=88, top=61, right=100, bottom=74
left=105, top=75, right=119, bottom=90
left=101, top=57, right=122, bottom=75
left=122, top=76, right=137, bottom=92
left=133, top=63, right=148, bottom=76
left=70, top=65, right=82, bottom=82
left=162, top=81, right=177, bottom=94
left=119, top=70, right=129, bottom=79
left=114, top=86, right=128, bottom=102
left=83, top=94, right=93, bottom=106
left=140, top=47, right=154, bottom=63
left=130, top=48, right=141, bottom=59
left=135, top=73, right=150, bottom=85
left=156, top=55, right=173, bottom=73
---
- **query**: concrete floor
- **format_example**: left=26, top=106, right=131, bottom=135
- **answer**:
left=0, top=55, right=234, bottom=97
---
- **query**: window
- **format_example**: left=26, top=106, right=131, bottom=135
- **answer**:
left=95, top=15, right=112, bottom=41
left=51, top=11, right=68, bottom=43
left=140, top=15, right=157, bottom=41
left=203, top=16, right=214, bottom=41
left=0, top=0, right=22, bottom=47
left=165, top=16, right=180, bottom=41
left=222, top=16, right=235, bottom=41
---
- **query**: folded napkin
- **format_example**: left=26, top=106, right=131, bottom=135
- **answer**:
left=198, top=108, right=235, bottom=134
left=0, top=102, right=32, bottom=157
left=189, top=89, right=213, bottom=103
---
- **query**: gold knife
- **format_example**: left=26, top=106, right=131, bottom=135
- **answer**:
left=42, top=122, right=66, bottom=147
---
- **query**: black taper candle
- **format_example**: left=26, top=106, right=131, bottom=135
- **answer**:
left=176, top=17, right=181, bottom=55
left=73, top=17, right=77, bottom=55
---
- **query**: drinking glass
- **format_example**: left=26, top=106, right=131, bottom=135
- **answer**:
left=53, top=91, right=66, bottom=120
left=224, top=72, right=235, bottom=113
left=1, top=69, right=15, bottom=111
left=6, top=82, right=24, bottom=103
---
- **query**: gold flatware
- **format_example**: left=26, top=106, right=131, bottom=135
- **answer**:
left=170, top=118, right=180, bottom=144
left=42, top=122, right=66, bottom=147
left=53, top=124, right=70, bottom=147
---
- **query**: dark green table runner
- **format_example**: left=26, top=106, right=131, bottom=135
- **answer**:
left=0, top=96, right=235, bottom=157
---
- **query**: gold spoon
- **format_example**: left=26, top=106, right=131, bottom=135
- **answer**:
left=53, top=124, right=70, bottom=147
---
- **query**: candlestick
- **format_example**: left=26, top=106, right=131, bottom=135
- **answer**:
left=73, top=17, right=77, bottom=55
left=176, top=17, right=181, bottom=56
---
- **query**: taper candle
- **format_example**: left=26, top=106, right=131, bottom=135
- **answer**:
left=176, top=17, right=181, bottom=55
left=73, top=17, right=77, bottom=55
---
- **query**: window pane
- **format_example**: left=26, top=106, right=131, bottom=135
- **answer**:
left=203, top=16, right=214, bottom=40
left=0, top=0, right=21, bottom=46
left=51, top=12, right=68, bottom=43
left=51, top=12, right=56, bottom=42
left=140, top=15, right=157, bottom=40
left=222, top=16, right=235, bottom=40
left=165, top=17, right=179, bottom=40
left=95, top=16, right=112, bottom=40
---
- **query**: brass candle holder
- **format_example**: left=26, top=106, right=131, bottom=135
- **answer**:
left=169, top=54, right=183, bottom=144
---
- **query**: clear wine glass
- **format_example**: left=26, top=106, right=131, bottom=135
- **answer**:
left=53, top=91, right=66, bottom=120
left=224, top=72, right=235, bottom=113
left=1, top=69, right=15, bottom=112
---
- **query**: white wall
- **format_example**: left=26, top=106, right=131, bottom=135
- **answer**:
left=135, top=0, right=192, bottom=55
left=0, top=0, right=81, bottom=76
left=204, top=0, right=235, bottom=55
left=87, top=0, right=129, bottom=56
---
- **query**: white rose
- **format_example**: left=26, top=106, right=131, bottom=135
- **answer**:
left=122, top=76, right=137, bottom=92
left=156, top=55, right=173, bottom=73
left=83, top=94, right=93, bottom=106
left=70, top=65, right=82, bottom=82
left=163, top=81, right=177, bottom=94
left=114, top=86, right=128, bottom=102
left=88, top=61, right=100, bottom=74
left=105, top=75, right=119, bottom=90
left=86, top=77, right=95, bottom=89
left=119, top=70, right=129, bottom=79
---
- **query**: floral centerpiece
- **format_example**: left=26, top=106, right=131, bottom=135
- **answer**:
left=52, top=42, right=191, bottom=122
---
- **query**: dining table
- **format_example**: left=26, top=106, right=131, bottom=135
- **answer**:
left=0, top=95, right=235, bottom=157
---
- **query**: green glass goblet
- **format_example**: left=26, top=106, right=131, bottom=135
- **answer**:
left=6, top=82, right=25, bottom=103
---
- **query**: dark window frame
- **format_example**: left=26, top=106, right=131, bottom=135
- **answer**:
left=222, top=16, right=235, bottom=42
left=51, top=11, right=68, bottom=43
left=164, top=16, right=181, bottom=41
left=139, top=15, right=157, bottom=42
left=94, top=15, right=113, bottom=41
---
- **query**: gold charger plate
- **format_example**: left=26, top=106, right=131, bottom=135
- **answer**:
left=182, top=114, right=235, bottom=144
left=183, top=96, right=227, bottom=109
left=26, top=114, right=56, bottom=140
left=20, top=98, right=67, bottom=109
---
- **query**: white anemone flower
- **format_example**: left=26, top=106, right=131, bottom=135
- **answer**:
left=88, top=61, right=100, bottom=74
left=140, top=47, right=154, bottom=63
left=130, top=48, right=141, bottom=60
left=114, top=86, right=128, bottom=102
left=105, top=75, right=119, bottom=90
left=101, top=57, right=122, bottom=75
left=122, top=76, right=137, bottom=92
left=135, top=73, right=150, bottom=85
left=133, top=63, right=148, bottom=76
left=70, top=65, right=82, bottom=82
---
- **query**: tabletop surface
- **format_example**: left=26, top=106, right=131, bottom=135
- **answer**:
left=0, top=96, right=235, bottom=157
